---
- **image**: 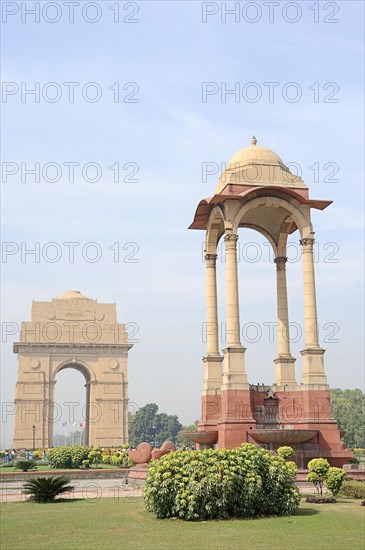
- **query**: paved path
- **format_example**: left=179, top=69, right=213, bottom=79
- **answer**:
left=1, top=479, right=315, bottom=503
left=0, top=478, right=143, bottom=502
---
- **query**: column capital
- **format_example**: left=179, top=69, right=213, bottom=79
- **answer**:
left=274, top=256, right=287, bottom=270
left=224, top=233, right=238, bottom=245
left=300, top=237, right=315, bottom=248
left=204, top=253, right=218, bottom=265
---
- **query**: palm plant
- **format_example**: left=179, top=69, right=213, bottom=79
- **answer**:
left=23, top=476, right=74, bottom=503
left=15, top=460, right=37, bottom=472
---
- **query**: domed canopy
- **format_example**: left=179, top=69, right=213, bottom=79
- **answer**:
left=226, top=136, right=285, bottom=169
left=215, top=136, right=306, bottom=194
left=56, top=290, right=92, bottom=300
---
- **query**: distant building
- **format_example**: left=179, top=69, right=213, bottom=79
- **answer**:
left=12, top=291, right=132, bottom=448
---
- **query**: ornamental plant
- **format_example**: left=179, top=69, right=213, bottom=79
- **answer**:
left=110, top=450, right=134, bottom=468
left=15, top=460, right=37, bottom=472
left=47, top=446, right=91, bottom=469
left=144, top=443, right=300, bottom=521
left=23, top=476, right=74, bottom=503
left=277, top=446, right=294, bottom=459
left=340, top=481, right=365, bottom=499
left=306, top=458, right=330, bottom=497
left=324, top=467, right=346, bottom=496
left=88, top=448, right=102, bottom=467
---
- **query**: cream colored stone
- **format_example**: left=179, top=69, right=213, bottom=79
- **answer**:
left=196, top=138, right=330, bottom=398
left=12, top=291, right=132, bottom=449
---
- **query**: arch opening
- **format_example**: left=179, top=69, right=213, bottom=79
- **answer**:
left=52, top=364, right=90, bottom=447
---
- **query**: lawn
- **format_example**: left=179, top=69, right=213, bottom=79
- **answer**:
left=1, top=497, right=363, bottom=550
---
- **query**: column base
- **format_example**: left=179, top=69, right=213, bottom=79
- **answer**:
left=301, top=347, right=328, bottom=386
left=202, top=355, right=223, bottom=394
left=201, top=393, right=221, bottom=425
left=217, top=420, right=256, bottom=449
left=221, top=346, right=248, bottom=390
left=274, top=355, right=296, bottom=386
left=220, top=388, right=254, bottom=424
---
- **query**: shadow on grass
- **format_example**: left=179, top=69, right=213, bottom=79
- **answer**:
left=294, top=508, right=319, bottom=516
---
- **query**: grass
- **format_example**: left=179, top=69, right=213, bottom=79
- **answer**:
left=1, top=497, right=364, bottom=550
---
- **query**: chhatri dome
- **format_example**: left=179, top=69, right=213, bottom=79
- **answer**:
left=190, top=136, right=331, bottom=231
left=55, top=290, right=92, bottom=300
left=215, top=136, right=306, bottom=194
left=226, top=136, right=285, bottom=167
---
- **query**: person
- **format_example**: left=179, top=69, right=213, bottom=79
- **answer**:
left=42, top=450, right=46, bottom=461
left=25, top=449, right=29, bottom=461
left=5, top=450, right=10, bottom=463
left=11, top=449, right=16, bottom=461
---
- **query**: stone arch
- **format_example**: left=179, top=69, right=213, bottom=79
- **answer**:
left=205, top=205, right=226, bottom=254
left=51, top=361, right=93, bottom=446
left=12, top=292, right=133, bottom=449
left=232, top=194, right=313, bottom=241
left=53, top=359, right=95, bottom=384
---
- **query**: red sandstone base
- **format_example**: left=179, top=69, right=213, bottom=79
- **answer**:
left=199, top=387, right=353, bottom=467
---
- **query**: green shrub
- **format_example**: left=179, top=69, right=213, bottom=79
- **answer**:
left=47, top=447, right=72, bottom=469
left=325, top=467, right=346, bottom=496
left=111, top=450, right=134, bottom=468
left=339, top=481, right=365, bottom=499
left=354, top=448, right=364, bottom=458
left=349, top=456, right=360, bottom=464
left=15, top=460, right=37, bottom=472
left=47, top=446, right=91, bottom=469
left=277, top=446, right=294, bottom=459
left=70, top=446, right=90, bottom=468
left=88, top=448, right=102, bottom=467
left=144, top=443, right=300, bottom=521
left=23, top=476, right=74, bottom=502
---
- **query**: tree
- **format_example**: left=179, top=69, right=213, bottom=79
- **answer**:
left=307, top=458, right=330, bottom=497
left=176, top=421, right=199, bottom=447
left=331, top=388, right=365, bottom=448
left=325, top=467, right=346, bottom=497
left=128, top=403, right=182, bottom=447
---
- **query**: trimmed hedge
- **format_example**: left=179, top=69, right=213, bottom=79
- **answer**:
left=340, top=481, right=365, bottom=499
left=144, top=443, right=300, bottom=521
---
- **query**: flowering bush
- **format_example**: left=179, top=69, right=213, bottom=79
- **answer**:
left=144, top=443, right=300, bottom=521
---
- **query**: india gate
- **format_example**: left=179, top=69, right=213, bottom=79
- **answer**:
left=188, top=137, right=352, bottom=467
left=12, top=291, right=132, bottom=448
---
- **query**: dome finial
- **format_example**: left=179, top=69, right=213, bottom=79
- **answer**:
left=251, top=136, right=257, bottom=145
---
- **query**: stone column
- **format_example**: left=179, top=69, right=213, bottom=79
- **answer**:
left=225, top=233, right=240, bottom=346
left=202, top=253, right=222, bottom=400
left=301, top=237, right=320, bottom=347
left=300, top=236, right=327, bottom=386
left=221, top=232, right=248, bottom=389
left=205, top=253, right=219, bottom=355
left=273, top=256, right=296, bottom=386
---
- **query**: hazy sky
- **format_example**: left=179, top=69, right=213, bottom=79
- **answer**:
left=1, top=1, right=364, bottom=447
